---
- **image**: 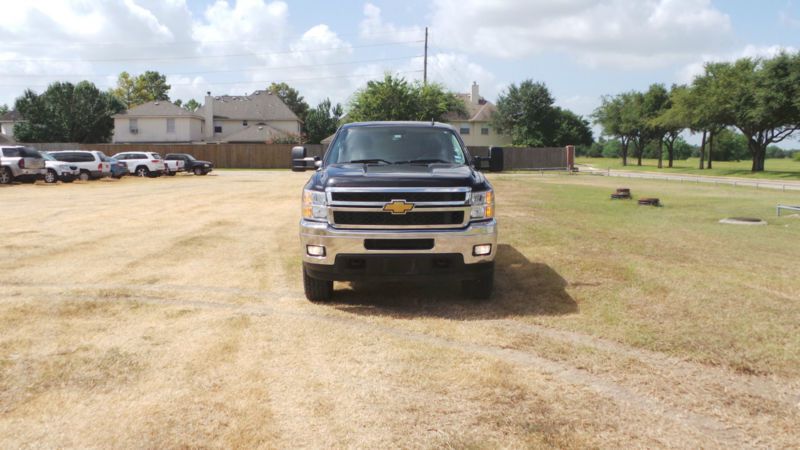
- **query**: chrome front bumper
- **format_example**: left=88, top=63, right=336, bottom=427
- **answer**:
left=299, top=219, right=498, bottom=265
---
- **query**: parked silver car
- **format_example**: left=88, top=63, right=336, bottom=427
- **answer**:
left=41, top=152, right=79, bottom=183
left=0, top=146, right=46, bottom=184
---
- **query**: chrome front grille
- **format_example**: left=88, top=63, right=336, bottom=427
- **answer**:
left=327, top=187, right=471, bottom=229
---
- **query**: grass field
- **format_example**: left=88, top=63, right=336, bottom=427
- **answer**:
left=1, top=172, right=799, bottom=448
left=577, top=156, right=800, bottom=180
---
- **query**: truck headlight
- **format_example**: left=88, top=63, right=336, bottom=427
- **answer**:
left=302, top=189, right=328, bottom=221
left=470, top=189, right=494, bottom=220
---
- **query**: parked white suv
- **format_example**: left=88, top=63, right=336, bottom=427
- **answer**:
left=41, top=152, right=80, bottom=183
left=112, top=151, right=166, bottom=177
left=47, top=150, right=112, bottom=181
left=0, top=146, right=46, bottom=184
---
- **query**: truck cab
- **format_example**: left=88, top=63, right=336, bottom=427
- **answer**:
left=293, top=121, right=502, bottom=302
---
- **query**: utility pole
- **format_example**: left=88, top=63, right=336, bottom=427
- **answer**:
left=423, top=27, right=428, bottom=85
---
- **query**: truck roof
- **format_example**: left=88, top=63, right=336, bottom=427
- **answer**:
left=339, top=121, right=457, bottom=131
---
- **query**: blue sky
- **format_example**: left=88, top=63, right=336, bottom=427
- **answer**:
left=0, top=0, right=798, bottom=144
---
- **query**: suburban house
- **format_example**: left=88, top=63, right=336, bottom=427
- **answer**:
left=113, top=90, right=302, bottom=144
left=0, top=110, right=23, bottom=144
left=444, top=82, right=512, bottom=147
left=113, top=102, right=204, bottom=143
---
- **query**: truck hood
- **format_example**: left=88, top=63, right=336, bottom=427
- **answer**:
left=312, top=163, right=490, bottom=190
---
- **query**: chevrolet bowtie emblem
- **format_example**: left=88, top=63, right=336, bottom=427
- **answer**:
left=383, top=200, right=415, bottom=215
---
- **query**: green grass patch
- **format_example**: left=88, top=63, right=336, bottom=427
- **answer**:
left=577, top=157, right=800, bottom=180
left=492, top=173, right=800, bottom=377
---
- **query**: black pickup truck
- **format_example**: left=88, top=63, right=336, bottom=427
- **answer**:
left=164, top=153, right=214, bottom=175
left=292, top=121, right=502, bottom=302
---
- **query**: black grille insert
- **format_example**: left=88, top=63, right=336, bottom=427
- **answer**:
left=331, top=192, right=466, bottom=203
left=364, top=239, right=434, bottom=250
left=333, top=211, right=464, bottom=226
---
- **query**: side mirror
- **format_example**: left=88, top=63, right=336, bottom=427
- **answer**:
left=291, top=146, right=308, bottom=172
left=488, top=146, right=504, bottom=172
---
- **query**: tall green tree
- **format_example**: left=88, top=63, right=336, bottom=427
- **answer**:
left=703, top=54, right=800, bottom=172
left=0, top=104, right=9, bottom=116
left=593, top=92, right=640, bottom=166
left=14, top=81, right=123, bottom=143
left=183, top=99, right=201, bottom=112
left=111, top=71, right=170, bottom=108
left=552, top=108, right=593, bottom=147
left=641, top=84, right=671, bottom=168
left=347, top=74, right=464, bottom=123
left=305, top=98, right=343, bottom=144
left=267, top=82, right=309, bottom=123
left=652, top=85, right=689, bottom=168
left=493, top=80, right=559, bottom=147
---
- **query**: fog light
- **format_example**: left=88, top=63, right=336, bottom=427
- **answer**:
left=473, top=244, right=492, bottom=256
left=306, top=245, right=326, bottom=257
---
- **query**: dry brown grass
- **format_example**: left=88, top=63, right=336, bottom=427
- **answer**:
left=1, top=171, right=798, bottom=448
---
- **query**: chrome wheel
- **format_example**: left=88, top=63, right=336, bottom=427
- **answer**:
left=136, top=167, right=149, bottom=177
left=45, top=170, right=58, bottom=183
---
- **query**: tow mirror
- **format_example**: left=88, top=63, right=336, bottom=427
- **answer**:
left=292, top=146, right=310, bottom=172
left=488, top=146, right=504, bottom=172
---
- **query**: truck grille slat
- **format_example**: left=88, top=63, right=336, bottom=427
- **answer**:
left=333, top=211, right=464, bottom=226
left=331, top=192, right=466, bottom=203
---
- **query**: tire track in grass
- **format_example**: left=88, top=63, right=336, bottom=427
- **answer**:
left=1, top=284, right=776, bottom=447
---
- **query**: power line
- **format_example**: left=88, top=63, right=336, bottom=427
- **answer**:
left=0, top=40, right=424, bottom=64
left=0, top=55, right=423, bottom=78
left=0, top=70, right=424, bottom=89
left=0, top=29, right=422, bottom=49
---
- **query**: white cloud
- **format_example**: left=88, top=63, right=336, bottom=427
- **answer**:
left=359, top=3, right=423, bottom=42
left=428, top=0, right=733, bottom=69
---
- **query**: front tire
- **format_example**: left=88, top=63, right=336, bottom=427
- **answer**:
left=44, top=169, right=58, bottom=183
left=303, top=268, right=333, bottom=302
left=462, top=267, right=494, bottom=301
left=193, top=167, right=203, bottom=176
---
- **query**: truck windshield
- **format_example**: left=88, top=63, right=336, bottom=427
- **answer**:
left=327, top=127, right=467, bottom=165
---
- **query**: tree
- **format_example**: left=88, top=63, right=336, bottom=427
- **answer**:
left=135, top=70, right=170, bottom=103
left=0, top=104, right=8, bottom=116
left=268, top=82, right=309, bottom=123
left=111, top=70, right=171, bottom=108
left=493, top=80, right=559, bottom=147
left=346, top=74, right=464, bottom=123
left=703, top=54, right=800, bottom=171
left=174, top=99, right=183, bottom=107
left=713, top=129, right=749, bottom=161
left=652, top=85, right=689, bottom=168
left=14, top=81, right=123, bottom=143
left=593, top=92, right=640, bottom=166
left=183, top=99, right=201, bottom=112
left=552, top=108, right=593, bottom=147
left=641, top=84, right=670, bottom=168
left=305, top=98, right=343, bottom=144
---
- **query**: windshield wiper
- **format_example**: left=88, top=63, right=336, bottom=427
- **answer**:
left=346, top=159, right=391, bottom=165
left=393, top=159, right=451, bottom=165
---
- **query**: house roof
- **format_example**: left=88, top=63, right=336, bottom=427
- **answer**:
left=442, top=94, right=497, bottom=123
left=113, top=101, right=203, bottom=119
left=217, top=123, right=291, bottom=143
left=197, top=90, right=300, bottom=122
left=0, top=110, right=22, bottom=122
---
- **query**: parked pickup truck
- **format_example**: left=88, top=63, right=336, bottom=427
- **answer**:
left=292, top=121, right=502, bottom=302
left=164, top=159, right=186, bottom=176
left=165, top=153, right=214, bottom=175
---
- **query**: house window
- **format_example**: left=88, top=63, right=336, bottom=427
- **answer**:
left=242, top=120, right=248, bottom=126
left=481, top=127, right=489, bottom=135
left=214, top=125, right=222, bottom=133
left=166, top=118, right=175, bottom=133
left=129, top=118, right=138, bottom=133
left=459, top=126, right=470, bottom=135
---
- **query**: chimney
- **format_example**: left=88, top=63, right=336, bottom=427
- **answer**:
left=203, top=92, right=214, bottom=139
left=470, top=81, right=480, bottom=105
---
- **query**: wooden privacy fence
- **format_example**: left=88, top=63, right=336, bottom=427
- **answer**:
left=24, top=143, right=570, bottom=170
